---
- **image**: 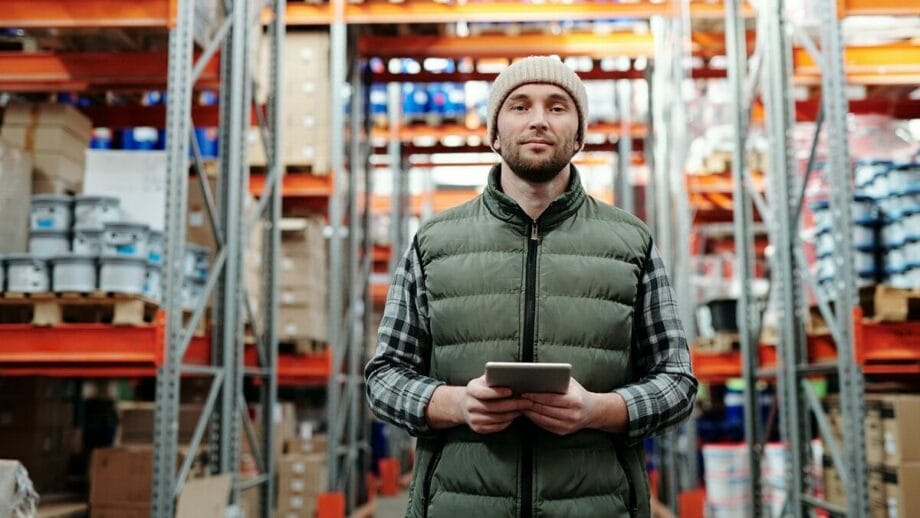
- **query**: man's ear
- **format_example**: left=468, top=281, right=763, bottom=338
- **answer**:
left=493, top=136, right=501, bottom=150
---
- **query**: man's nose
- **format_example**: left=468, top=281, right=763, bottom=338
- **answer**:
left=528, top=107, right=549, bottom=129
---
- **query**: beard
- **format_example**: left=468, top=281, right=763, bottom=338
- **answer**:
left=498, top=133, right=576, bottom=183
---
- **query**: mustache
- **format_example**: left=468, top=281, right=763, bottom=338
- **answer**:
left=516, top=133, right=556, bottom=145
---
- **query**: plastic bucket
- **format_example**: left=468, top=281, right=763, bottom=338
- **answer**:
left=30, top=194, right=73, bottom=231
left=74, top=195, right=121, bottom=230
left=29, top=229, right=70, bottom=257
left=51, top=255, right=98, bottom=292
left=99, top=255, right=147, bottom=294
left=103, top=222, right=150, bottom=259
left=5, top=254, right=50, bottom=292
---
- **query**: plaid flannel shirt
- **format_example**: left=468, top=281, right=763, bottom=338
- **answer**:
left=364, top=235, right=698, bottom=441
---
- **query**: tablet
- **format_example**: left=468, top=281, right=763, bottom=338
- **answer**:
left=484, top=362, right=572, bottom=395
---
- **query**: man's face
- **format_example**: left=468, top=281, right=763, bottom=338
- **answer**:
left=493, top=83, right=580, bottom=183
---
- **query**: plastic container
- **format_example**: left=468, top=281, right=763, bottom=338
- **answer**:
left=72, top=227, right=105, bottom=255
left=74, top=195, right=121, bottom=230
left=182, top=275, right=205, bottom=310
left=51, top=255, right=98, bottom=292
left=889, top=163, right=919, bottom=194
left=99, top=255, right=148, bottom=294
left=103, top=222, right=150, bottom=259
left=853, top=223, right=876, bottom=251
left=702, top=443, right=749, bottom=477
left=5, top=254, right=50, bottom=292
left=30, top=194, right=73, bottom=231
left=854, top=250, right=876, bottom=276
left=184, top=244, right=210, bottom=281
left=851, top=195, right=876, bottom=224
left=29, top=230, right=70, bottom=257
left=815, top=231, right=835, bottom=257
left=855, top=159, right=893, bottom=193
left=144, top=261, right=162, bottom=303
left=884, top=246, right=907, bottom=275
left=882, top=217, right=905, bottom=249
left=147, top=230, right=164, bottom=265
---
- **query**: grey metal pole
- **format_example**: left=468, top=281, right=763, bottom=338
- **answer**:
left=152, top=0, right=195, bottom=513
left=258, top=0, right=284, bottom=514
left=763, top=0, right=807, bottom=515
left=387, top=82, right=404, bottom=275
left=615, top=79, right=634, bottom=214
left=327, top=0, right=349, bottom=495
left=216, top=0, right=251, bottom=501
left=725, top=0, right=763, bottom=513
left=818, top=1, right=869, bottom=515
left=345, top=35, right=367, bottom=513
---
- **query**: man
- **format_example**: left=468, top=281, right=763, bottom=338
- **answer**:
left=365, top=56, right=697, bottom=518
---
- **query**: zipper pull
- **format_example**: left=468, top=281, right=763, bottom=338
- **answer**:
left=530, top=221, right=539, bottom=241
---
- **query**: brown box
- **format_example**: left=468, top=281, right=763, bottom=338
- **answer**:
left=868, top=468, right=887, bottom=518
left=884, top=462, right=920, bottom=518
left=0, top=140, right=32, bottom=253
left=117, top=402, right=204, bottom=446
left=865, top=395, right=885, bottom=467
left=91, top=504, right=151, bottom=518
left=823, top=459, right=846, bottom=508
left=878, top=394, right=920, bottom=467
left=187, top=175, right=219, bottom=251
left=1, top=126, right=87, bottom=164
left=277, top=453, right=326, bottom=517
left=90, top=447, right=155, bottom=506
left=2, top=103, right=92, bottom=140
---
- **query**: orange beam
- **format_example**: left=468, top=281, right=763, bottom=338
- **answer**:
left=249, top=173, right=333, bottom=198
left=841, top=0, right=920, bottom=16
left=0, top=51, right=220, bottom=92
left=359, top=33, right=655, bottom=60
left=286, top=1, right=755, bottom=25
left=793, top=44, right=920, bottom=86
left=0, top=0, right=176, bottom=28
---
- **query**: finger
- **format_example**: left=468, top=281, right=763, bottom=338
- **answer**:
left=470, top=409, right=522, bottom=424
left=523, top=411, right=569, bottom=435
left=521, top=392, right=571, bottom=408
left=528, top=401, right=575, bottom=421
left=468, top=378, right=513, bottom=400
left=474, top=422, right=514, bottom=434
left=479, top=398, right=533, bottom=414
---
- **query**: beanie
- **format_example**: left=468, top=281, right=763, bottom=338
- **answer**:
left=486, top=56, right=589, bottom=151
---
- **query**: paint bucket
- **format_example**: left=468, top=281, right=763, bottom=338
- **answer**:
left=73, top=195, right=121, bottom=229
left=103, top=222, right=150, bottom=259
left=51, top=255, right=98, bottom=292
left=99, top=255, right=148, bottom=294
left=29, top=230, right=70, bottom=257
left=5, top=254, right=50, bottom=292
left=30, top=194, right=73, bottom=231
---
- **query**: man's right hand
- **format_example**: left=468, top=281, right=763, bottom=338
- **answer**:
left=425, top=375, right=533, bottom=434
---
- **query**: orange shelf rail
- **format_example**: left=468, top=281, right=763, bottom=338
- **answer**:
left=286, top=1, right=755, bottom=26
left=793, top=43, right=920, bottom=86
left=841, top=0, right=920, bottom=16
left=0, top=51, right=220, bottom=92
left=273, top=349, right=332, bottom=387
left=1, top=0, right=178, bottom=28
left=249, top=173, right=333, bottom=198
left=0, top=313, right=209, bottom=377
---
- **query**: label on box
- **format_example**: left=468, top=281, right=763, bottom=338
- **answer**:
left=289, top=496, right=304, bottom=509
left=301, top=83, right=317, bottom=94
left=291, top=479, right=305, bottom=492
left=189, top=211, right=205, bottom=227
left=885, top=432, right=896, bottom=456
left=292, top=461, right=306, bottom=474
left=888, top=497, right=897, bottom=518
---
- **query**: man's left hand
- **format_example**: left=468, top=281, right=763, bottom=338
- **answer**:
left=520, top=378, right=601, bottom=436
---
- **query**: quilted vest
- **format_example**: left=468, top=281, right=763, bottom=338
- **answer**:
left=407, top=164, right=653, bottom=518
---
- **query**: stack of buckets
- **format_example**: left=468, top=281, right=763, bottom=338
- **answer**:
left=702, top=442, right=791, bottom=517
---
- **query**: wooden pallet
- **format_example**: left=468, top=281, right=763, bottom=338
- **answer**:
left=0, top=292, right=158, bottom=326
left=279, top=339, right=327, bottom=355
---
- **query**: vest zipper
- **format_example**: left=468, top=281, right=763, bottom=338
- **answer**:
left=521, top=220, right=539, bottom=518
left=421, top=443, right=444, bottom=518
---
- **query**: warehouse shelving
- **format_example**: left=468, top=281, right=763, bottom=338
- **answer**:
left=0, top=0, right=285, bottom=515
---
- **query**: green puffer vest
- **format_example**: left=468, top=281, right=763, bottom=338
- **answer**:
left=407, top=164, right=653, bottom=518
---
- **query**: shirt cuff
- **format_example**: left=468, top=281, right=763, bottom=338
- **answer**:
left=612, top=385, right=651, bottom=444
left=407, top=379, right=446, bottom=438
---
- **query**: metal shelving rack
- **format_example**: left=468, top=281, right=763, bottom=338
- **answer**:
left=151, top=0, right=284, bottom=515
left=725, top=0, right=888, bottom=515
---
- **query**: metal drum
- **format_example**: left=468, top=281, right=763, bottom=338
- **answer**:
left=74, top=195, right=121, bottom=229
left=103, top=222, right=150, bottom=259
left=99, top=255, right=148, bottom=295
left=5, top=254, right=50, bottom=292
left=51, top=255, right=98, bottom=293
left=30, top=194, right=73, bottom=231
left=29, top=230, right=70, bottom=257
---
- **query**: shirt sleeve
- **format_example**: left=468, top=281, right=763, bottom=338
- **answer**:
left=613, top=245, right=698, bottom=441
left=364, top=236, right=443, bottom=437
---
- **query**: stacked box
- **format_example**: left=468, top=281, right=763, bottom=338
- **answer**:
left=1, top=103, right=90, bottom=194
left=251, top=32, right=330, bottom=171
left=116, top=402, right=205, bottom=446
left=89, top=446, right=204, bottom=517
left=278, top=217, right=328, bottom=343
left=277, top=453, right=327, bottom=518
left=0, top=139, right=32, bottom=253
left=0, top=378, right=76, bottom=494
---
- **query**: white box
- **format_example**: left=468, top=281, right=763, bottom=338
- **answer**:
left=83, top=150, right=167, bottom=231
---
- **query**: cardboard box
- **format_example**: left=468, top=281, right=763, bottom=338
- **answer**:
left=865, top=396, right=885, bottom=467
left=0, top=398, right=73, bottom=431
left=883, top=462, right=920, bottom=518
left=277, top=453, right=326, bottom=517
left=84, top=150, right=168, bottom=231
left=90, top=447, right=155, bottom=506
left=90, top=504, right=150, bottom=518
left=1, top=126, right=87, bottom=164
left=879, top=394, right=920, bottom=467
left=33, top=152, right=83, bottom=187
left=2, top=103, right=92, bottom=140
left=175, top=475, right=231, bottom=518
left=0, top=139, right=32, bottom=254
left=117, top=402, right=204, bottom=446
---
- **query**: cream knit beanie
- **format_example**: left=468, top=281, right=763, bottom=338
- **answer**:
left=486, top=56, right=589, bottom=151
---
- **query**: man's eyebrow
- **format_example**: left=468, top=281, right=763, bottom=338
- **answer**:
left=547, top=93, right=572, bottom=104
left=506, top=94, right=532, bottom=103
